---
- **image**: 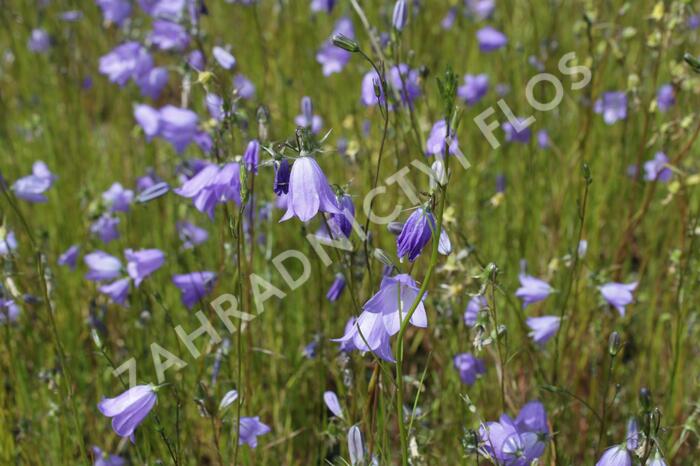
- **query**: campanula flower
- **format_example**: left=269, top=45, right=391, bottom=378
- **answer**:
left=333, top=310, right=395, bottom=362
left=294, top=97, right=323, bottom=134
left=596, top=445, right=632, bottom=466
left=503, top=119, right=532, bottom=143
left=326, top=274, right=346, bottom=302
left=348, top=425, right=364, bottom=465
left=599, top=281, right=637, bottom=316
left=392, top=0, right=407, bottom=32
left=396, top=207, right=435, bottom=262
left=148, top=20, right=189, bottom=51
left=466, top=0, right=495, bottom=20
left=363, top=274, right=427, bottom=335
left=361, top=64, right=421, bottom=108
left=28, top=29, right=50, bottom=53
left=321, top=391, right=343, bottom=419
left=139, top=0, right=185, bottom=20
left=12, top=161, right=56, bottom=202
left=175, top=162, right=241, bottom=218
left=98, top=277, right=130, bottom=305
left=476, top=26, right=507, bottom=52
left=643, top=152, right=672, bottom=182
left=98, top=384, right=157, bottom=442
left=594, top=92, right=627, bottom=124
left=526, top=316, right=561, bottom=345
left=91, top=214, right=120, bottom=243
left=234, top=74, right=256, bottom=100
left=337, top=317, right=356, bottom=352
left=464, top=295, right=487, bottom=327
left=515, top=274, right=553, bottom=307
left=58, top=245, right=80, bottom=269
left=243, top=140, right=260, bottom=174
left=0, top=231, right=18, bottom=257
left=537, top=129, right=550, bottom=149
left=426, top=120, right=459, bottom=156
left=453, top=353, right=486, bottom=385
left=458, top=73, right=489, bottom=106
left=0, top=298, right=20, bottom=324
left=328, top=194, right=355, bottom=238
left=317, top=17, right=354, bottom=76
left=656, top=84, right=675, bottom=112
left=479, top=402, right=549, bottom=465
left=99, top=42, right=153, bottom=86
left=279, top=156, right=340, bottom=222
left=176, top=221, right=208, bottom=249
left=626, top=418, right=639, bottom=450
left=85, top=251, right=122, bottom=281
left=125, top=248, right=165, bottom=287
left=102, top=182, right=134, bottom=212
left=134, top=104, right=161, bottom=139
left=213, top=46, right=236, bottom=69
left=238, top=417, right=270, bottom=448
left=135, top=66, right=169, bottom=99
left=311, top=0, right=335, bottom=13
left=157, top=105, right=200, bottom=153
left=172, top=271, right=216, bottom=308
left=96, top=0, right=131, bottom=25
left=91, top=446, right=126, bottom=466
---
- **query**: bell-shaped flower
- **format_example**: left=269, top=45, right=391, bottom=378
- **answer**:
left=99, top=277, right=130, bottom=305
left=98, top=384, right=157, bottom=442
left=599, top=281, right=638, bottom=317
left=396, top=207, right=435, bottom=262
left=526, top=316, right=560, bottom=346
left=12, top=161, right=56, bottom=202
left=280, top=156, right=340, bottom=222
left=453, top=353, right=486, bottom=385
left=515, top=274, right=553, bottom=307
left=125, top=248, right=165, bottom=287
left=596, top=445, right=632, bottom=466
left=172, top=271, right=217, bottom=309
left=363, top=274, right=427, bottom=335
left=238, top=417, right=270, bottom=448
left=85, top=251, right=122, bottom=281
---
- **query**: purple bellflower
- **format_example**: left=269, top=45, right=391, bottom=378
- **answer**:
left=96, top=0, right=132, bottom=25
left=273, top=158, right=291, bottom=196
left=28, top=29, right=50, bottom=53
left=326, top=274, right=346, bottom=302
left=213, top=46, right=236, bottom=69
left=596, top=445, right=632, bottom=466
left=323, top=390, right=343, bottom=418
left=91, top=214, right=120, bottom=243
left=600, top=281, right=638, bottom=316
left=503, top=119, right=533, bottom=143
left=466, top=0, right=495, bottom=20
left=234, top=74, right=256, bottom=100
left=311, top=0, right=335, bottom=13
left=125, top=248, right=165, bottom=287
left=594, top=92, right=627, bottom=124
left=426, top=120, right=459, bottom=156
left=656, top=84, right=675, bottom=112
left=139, top=0, right=186, bottom=20
left=328, top=194, right=355, bottom=238
left=238, top=417, right=270, bottom=448
left=0, top=298, right=21, bottom=324
left=396, top=207, right=435, bottom=262
left=333, top=310, right=395, bottom=362
left=317, top=17, right=354, bottom=76
left=0, top=231, right=18, bottom=257
left=176, top=221, right=208, bottom=249
left=58, top=245, right=80, bottom=269
left=279, top=156, right=340, bottom=222
left=12, top=161, right=56, bottom=202
left=515, top=274, right=553, bottom=307
left=98, top=384, right=157, bottom=442
left=477, top=26, right=507, bottom=52
left=175, top=162, right=241, bottom=218
left=102, top=182, right=134, bottom=212
left=294, top=96, right=323, bottom=134
left=92, top=446, right=126, bottom=466
left=99, top=277, right=130, bottom=305
left=363, top=274, right=427, bottom=336
left=243, top=139, right=260, bottom=174
left=643, top=152, right=672, bottom=182
left=453, top=353, right=486, bottom=385
left=84, top=251, right=122, bottom=281
left=99, top=42, right=153, bottom=86
left=464, top=295, right=487, bottom=327
left=148, top=20, right=189, bottom=51
left=392, top=0, right=407, bottom=32
left=458, top=73, right=489, bottom=106
left=172, top=271, right=216, bottom=308
left=526, top=316, right=561, bottom=346
left=480, top=401, right=549, bottom=465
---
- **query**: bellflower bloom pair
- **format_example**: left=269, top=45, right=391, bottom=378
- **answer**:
left=317, top=17, right=354, bottom=76
left=426, top=120, right=459, bottom=156
left=175, top=162, right=241, bottom=218
left=464, top=295, right=487, bottom=327
left=361, top=64, right=421, bottom=108
left=148, top=20, right=189, bottom=51
left=479, top=401, right=549, bottom=465
left=458, top=73, right=489, bottom=106
left=326, top=274, right=346, bottom=302
left=599, top=281, right=638, bottom=316
left=172, top=271, right=217, bottom=308
left=656, top=84, right=675, bottom=112
left=102, top=182, right=134, bottom=212
left=12, top=161, right=56, bottom=202
left=476, top=26, right=507, bottom=52
left=526, top=316, right=560, bottom=346
left=58, top=244, right=80, bottom=269
left=135, top=104, right=210, bottom=153
left=91, top=214, right=120, bottom=243
left=98, top=384, right=157, bottom=442
left=643, top=152, right=672, bottom=182
left=294, top=97, right=323, bottom=134
left=279, top=156, right=340, bottom=222
left=176, top=221, right=208, bottom=249
left=594, top=92, right=627, bottom=124
left=96, top=0, right=131, bottom=25
left=515, top=274, right=553, bottom=307
left=238, top=417, right=270, bottom=448
left=453, top=353, right=486, bottom=385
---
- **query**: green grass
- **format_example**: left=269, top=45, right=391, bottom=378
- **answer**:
left=1, top=0, right=700, bottom=464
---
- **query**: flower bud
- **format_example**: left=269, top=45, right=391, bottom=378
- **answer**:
left=608, top=331, right=621, bottom=356
left=392, top=0, right=408, bottom=32
left=332, top=33, right=359, bottom=53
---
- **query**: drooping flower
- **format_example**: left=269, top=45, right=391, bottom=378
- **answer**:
left=280, top=156, right=340, bottom=222
left=599, top=281, right=638, bottom=316
left=328, top=194, right=355, bottom=238
left=326, top=274, right=346, bottom=302
left=360, top=64, right=421, bottom=108
left=594, top=92, right=627, bottom=125
left=157, top=105, right=200, bottom=153
left=458, top=73, right=489, bottom=106
left=98, top=384, right=157, bottom=442
left=243, top=140, right=260, bottom=174
left=91, top=214, right=120, bottom=243
left=476, top=26, right=507, bottom=52
left=643, top=152, right=672, bottom=182
left=526, top=316, right=560, bottom=345
left=323, top=390, right=343, bottom=418
left=187, top=49, right=204, bottom=70
left=233, top=74, right=256, bottom=100
left=12, top=161, right=56, bottom=202
left=91, top=445, right=126, bottom=466
left=464, top=295, right=487, bottom=327
left=273, top=158, right=291, bottom=196
left=396, top=207, right=435, bottom=262
left=85, top=251, right=122, bottom=281
left=426, top=120, right=459, bottom=156
left=176, top=221, right=208, bottom=249
left=503, top=119, right=533, bottom=143
left=58, top=244, right=80, bottom=269
left=148, top=20, right=189, bottom=51
left=134, top=104, right=161, bottom=139
left=28, top=29, right=50, bottom=53
left=392, top=0, right=407, bottom=32
left=466, top=0, right=495, bottom=20
left=333, top=311, right=395, bottom=362
left=479, top=402, right=549, bottom=466
left=102, top=182, right=134, bottom=212
left=99, top=42, right=153, bottom=86
left=453, top=353, right=486, bottom=385
left=596, top=445, right=632, bottom=466
left=515, top=274, right=553, bottom=307
left=172, top=271, right=217, bottom=308
left=317, top=17, right=354, bottom=76
left=98, top=277, right=130, bottom=305
left=213, top=46, right=236, bottom=69
left=363, top=274, right=427, bottom=335
left=0, top=298, right=21, bottom=324
left=656, top=84, right=675, bottom=112
left=96, top=0, right=132, bottom=26
left=175, top=162, right=241, bottom=218
left=294, top=97, right=323, bottom=134
left=238, top=417, right=270, bottom=448
left=125, top=248, right=165, bottom=287
left=0, top=231, right=18, bottom=257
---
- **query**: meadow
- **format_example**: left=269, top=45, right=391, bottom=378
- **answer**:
left=1, top=0, right=700, bottom=464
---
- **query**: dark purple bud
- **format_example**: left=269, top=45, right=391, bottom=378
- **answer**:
left=273, top=159, right=291, bottom=196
